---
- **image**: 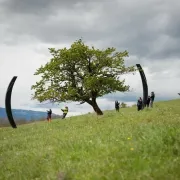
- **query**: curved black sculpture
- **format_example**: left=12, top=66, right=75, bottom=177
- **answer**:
left=5, top=76, right=17, bottom=128
left=136, top=64, right=148, bottom=109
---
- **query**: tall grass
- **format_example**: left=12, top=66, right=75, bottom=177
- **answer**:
left=0, top=99, right=180, bottom=180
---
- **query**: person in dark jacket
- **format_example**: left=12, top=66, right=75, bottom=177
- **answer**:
left=47, top=109, right=52, bottom=122
left=146, top=96, right=151, bottom=108
left=115, top=101, right=120, bottom=112
left=150, top=92, right=155, bottom=108
left=137, top=97, right=143, bottom=111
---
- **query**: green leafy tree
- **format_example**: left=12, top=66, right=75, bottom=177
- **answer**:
left=132, top=104, right=137, bottom=107
left=121, top=102, right=127, bottom=108
left=31, top=39, right=136, bottom=115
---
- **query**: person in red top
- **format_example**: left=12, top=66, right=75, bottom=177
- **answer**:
left=47, top=109, right=52, bottom=122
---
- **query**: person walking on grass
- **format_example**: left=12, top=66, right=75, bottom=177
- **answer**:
left=115, top=101, right=120, bottom=112
left=137, top=97, right=143, bottom=111
left=146, top=96, right=151, bottom=108
left=47, top=109, right=52, bottom=122
left=150, top=92, right=155, bottom=108
left=61, top=106, right=68, bottom=119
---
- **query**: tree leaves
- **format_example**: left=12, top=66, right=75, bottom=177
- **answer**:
left=31, top=39, right=136, bottom=104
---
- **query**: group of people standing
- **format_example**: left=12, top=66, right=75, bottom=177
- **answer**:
left=46, top=106, right=69, bottom=122
left=46, top=92, right=155, bottom=122
left=137, top=92, right=155, bottom=111
left=115, top=92, right=155, bottom=112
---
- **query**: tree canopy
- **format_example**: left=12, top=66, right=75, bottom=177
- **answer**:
left=31, top=39, right=136, bottom=115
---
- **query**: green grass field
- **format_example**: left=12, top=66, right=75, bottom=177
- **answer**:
left=0, top=99, right=180, bottom=180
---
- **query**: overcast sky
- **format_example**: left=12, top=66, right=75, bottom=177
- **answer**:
left=0, top=0, right=180, bottom=116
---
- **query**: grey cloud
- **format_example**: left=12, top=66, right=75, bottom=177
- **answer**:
left=1, top=0, right=105, bottom=44
left=143, top=59, right=180, bottom=79
left=104, top=93, right=137, bottom=102
left=1, top=0, right=86, bottom=14
left=1, top=0, right=180, bottom=62
left=104, top=92, right=179, bottom=102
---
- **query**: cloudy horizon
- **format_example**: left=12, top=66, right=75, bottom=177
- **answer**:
left=0, top=0, right=180, bottom=116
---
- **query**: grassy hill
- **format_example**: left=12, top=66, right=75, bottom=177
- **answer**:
left=0, top=99, right=180, bottom=180
left=0, top=108, right=61, bottom=127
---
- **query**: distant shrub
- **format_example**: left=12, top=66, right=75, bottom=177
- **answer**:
left=121, top=102, right=127, bottom=108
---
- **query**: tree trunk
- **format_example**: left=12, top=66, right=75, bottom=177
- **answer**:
left=85, top=98, right=103, bottom=115
left=91, top=99, right=103, bottom=115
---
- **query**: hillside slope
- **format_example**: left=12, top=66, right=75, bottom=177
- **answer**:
left=0, top=99, right=180, bottom=180
left=0, top=108, right=61, bottom=126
